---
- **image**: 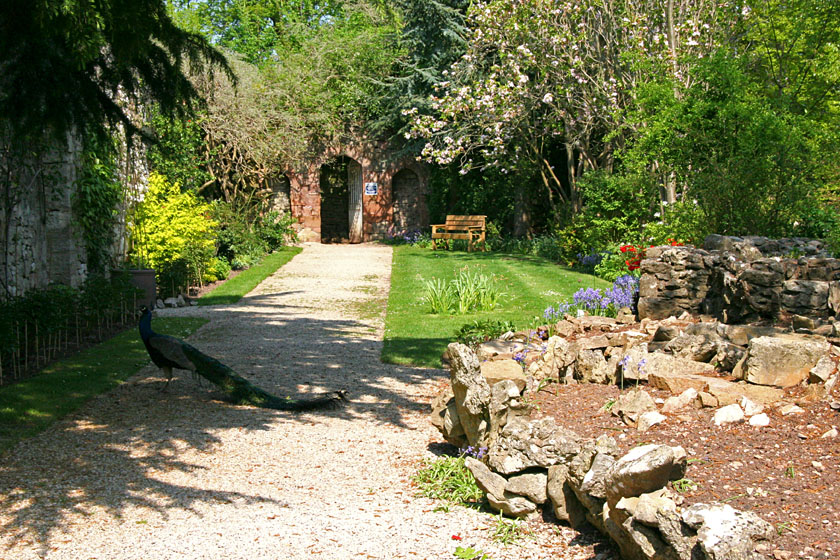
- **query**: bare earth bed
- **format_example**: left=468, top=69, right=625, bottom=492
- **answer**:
left=529, top=378, right=840, bottom=560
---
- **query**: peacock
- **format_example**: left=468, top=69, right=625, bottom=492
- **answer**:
left=138, top=306, right=347, bottom=411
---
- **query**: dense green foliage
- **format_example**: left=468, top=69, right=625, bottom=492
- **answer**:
left=130, top=173, right=218, bottom=295
left=408, top=0, right=840, bottom=252
left=0, top=316, right=207, bottom=452
left=72, top=139, right=124, bottom=273
left=0, top=0, right=229, bottom=145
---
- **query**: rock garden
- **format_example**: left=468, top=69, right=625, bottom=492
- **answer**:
left=431, top=236, right=840, bottom=560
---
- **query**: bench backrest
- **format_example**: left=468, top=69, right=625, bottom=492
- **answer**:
left=445, top=215, right=486, bottom=229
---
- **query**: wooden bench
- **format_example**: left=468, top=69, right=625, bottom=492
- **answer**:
left=431, top=215, right=487, bottom=252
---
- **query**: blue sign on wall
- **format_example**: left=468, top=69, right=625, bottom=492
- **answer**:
left=364, top=182, right=378, bottom=195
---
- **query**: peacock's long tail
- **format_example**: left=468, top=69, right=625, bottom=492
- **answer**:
left=181, top=344, right=347, bottom=411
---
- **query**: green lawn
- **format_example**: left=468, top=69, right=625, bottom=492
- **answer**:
left=382, top=246, right=610, bottom=368
left=198, top=246, right=302, bottom=306
left=0, top=317, right=207, bottom=453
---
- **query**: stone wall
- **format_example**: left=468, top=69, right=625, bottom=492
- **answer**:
left=0, top=136, right=87, bottom=297
left=0, top=133, right=146, bottom=298
left=434, top=343, right=779, bottom=560
left=638, top=235, right=840, bottom=323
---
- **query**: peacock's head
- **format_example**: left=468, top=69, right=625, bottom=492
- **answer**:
left=137, top=305, right=151, bottom=320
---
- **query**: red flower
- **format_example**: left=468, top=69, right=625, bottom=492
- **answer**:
left=451, top=535, right=462, bottom=541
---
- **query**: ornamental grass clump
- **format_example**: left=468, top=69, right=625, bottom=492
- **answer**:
left=412, top=456, right=483, bottom=505
left=422, top=267, right=503, bottom=315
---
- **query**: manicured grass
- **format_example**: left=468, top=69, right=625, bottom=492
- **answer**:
left=0, top=317, right=207, bottom=453
left=382, top=246, right=610, bottom=368
left=198, top=246, right=302, bottom=306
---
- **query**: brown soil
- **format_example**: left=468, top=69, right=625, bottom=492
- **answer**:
left=529, top=380, right=840, bottom=560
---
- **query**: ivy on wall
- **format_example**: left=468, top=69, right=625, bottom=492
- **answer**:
left=72, top=139, right=122, bottom=274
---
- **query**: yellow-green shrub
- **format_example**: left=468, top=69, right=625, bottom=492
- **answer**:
left=130, top=173, right=217, bottom=295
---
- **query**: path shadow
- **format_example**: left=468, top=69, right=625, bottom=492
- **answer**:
left=0, top=294, right=446, bottom=553
left=0, top=385, right=295, bottom=556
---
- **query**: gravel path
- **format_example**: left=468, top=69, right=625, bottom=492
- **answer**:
left=0, top=243, right=611, bottom=560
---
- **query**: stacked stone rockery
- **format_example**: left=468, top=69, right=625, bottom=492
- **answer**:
left=638, top=235, right=840, bottom=323
left=433, top=343, right=778, bottom=560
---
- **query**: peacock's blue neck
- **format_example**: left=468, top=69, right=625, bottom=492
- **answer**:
left=138, top=310, right=153, bottom=341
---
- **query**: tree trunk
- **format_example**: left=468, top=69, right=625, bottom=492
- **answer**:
left=513, top=184, right=531, bottom=237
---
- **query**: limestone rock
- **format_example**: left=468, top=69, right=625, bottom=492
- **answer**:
left=481, top=360, right=527, bottom=392
left=636, top=411, right=667, bottom=432
left=737, top=335, right=830, bottom=388
left=554, top=320, right=577, bottom=338
left=487, top=493, right=538, bottom=518
left=630, top=489, right=678, bottom=527
left=465, top=457, right=537, bottom=518
left=682, top=502, right=774, bottom=560
left=614, top=489, right=699, bottom=560
left=650, top=372, right=712, bottom=395
left=739, top=396, right=763, bottom=417
left=164, top=297, right=179, bottom=308
left=547, top=464, right=588, bottom=525
left=696, top=391, right=718, bottom=408
left=579, top=452, right=616, bottom=499
left=487, top=380, right=528, bottom=447
left=607, top=330, right=649, bottom=347
left=579, top=315, right=619, bottom=331
left=714, top=342, right=747, bottom=372
left=430, top=389, right=466, bottom=447
left=634, top=352, right=716, bottom=384
left=613, top=389, right=657, bottom=427
left=477, top=340, right=525, bottom=361
left=576, top=334, right=610, bottom=350
left=664, top=334, right=721, bottom=363
left=809, top=356, right=835, bottom=384
left=506, top=472, right=548, bottom=504
left=653, top=324, right=682, bottom=342
left=662, top=388, right=699, bottom=414
left=531, top=336, right=579, bottom=381
left=779, top=403, right=804, bottom=416
left=714, top=403, right=745, bottom=426
left=486, top=416, right=581, bottom=475
left=748, top=413, right=770, bottom=427
left=448, top=343, right=492, bottom=446
left=605, top=444, right=687, bottom=506
left=465, top=456, right=506, bottom=499
left=575, top=348, right=613, bottom=384
left=616, top=307, right=637, bottom=324
left=704, top=378, right=783, bottom=407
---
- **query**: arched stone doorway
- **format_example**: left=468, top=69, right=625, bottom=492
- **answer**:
left=392, top=168, right=428, bottom=233
left=319, top=156, right=363, bottom=243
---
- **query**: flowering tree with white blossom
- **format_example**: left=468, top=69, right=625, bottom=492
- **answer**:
left=409, top=0, right=742, bottom=227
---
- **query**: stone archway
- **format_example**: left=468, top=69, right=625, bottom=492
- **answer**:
left=319, top=156, right=363, bottom=243
left=392, top=168, right=427, bottom=233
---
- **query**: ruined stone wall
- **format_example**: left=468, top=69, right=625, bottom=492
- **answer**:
left=0, top=136, right=87, bottom=297
left=638, top=235, right=840, bottom=323
left=0, top=133, right=146, bottom=298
